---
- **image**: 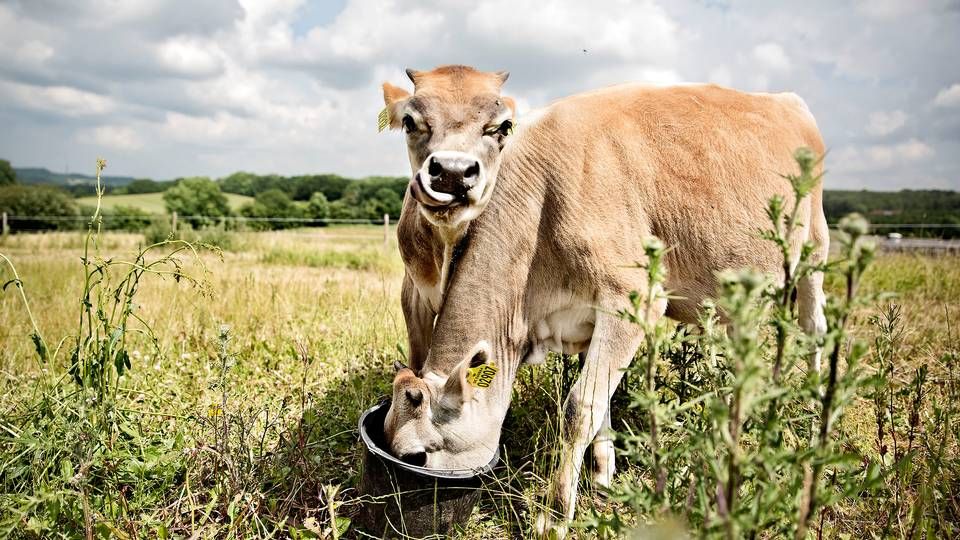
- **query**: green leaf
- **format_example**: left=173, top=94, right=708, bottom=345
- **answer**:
left=31, top=332, right=47, bottom=363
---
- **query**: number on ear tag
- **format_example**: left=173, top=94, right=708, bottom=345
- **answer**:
left=377, top=107, right=389, bottom=132
left=466, top=363, right=498, bottom=388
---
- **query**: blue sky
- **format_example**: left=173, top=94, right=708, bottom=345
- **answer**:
left=0, top=0, right=958, bottom=190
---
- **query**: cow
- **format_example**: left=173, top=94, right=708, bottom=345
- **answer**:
left=382, top=66, right=516, bottom=371
left=380, top=65, right=828, bottom=536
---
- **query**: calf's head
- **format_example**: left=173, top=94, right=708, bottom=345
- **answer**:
left=383, top=341, right=504, bottom=470
left=382, top=65, right=516, bottom=228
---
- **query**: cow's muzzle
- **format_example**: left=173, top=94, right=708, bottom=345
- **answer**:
left=410, top=151, right=484, bottom=208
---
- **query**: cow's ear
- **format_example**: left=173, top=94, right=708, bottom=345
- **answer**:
left=501, top=96, right=517, bottom=120
left=382, top=82, right=412, bottom=130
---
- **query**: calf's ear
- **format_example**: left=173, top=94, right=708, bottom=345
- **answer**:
left=381, top=82, right=412, bottom=130
left=443, top=348, right=494, bottom=403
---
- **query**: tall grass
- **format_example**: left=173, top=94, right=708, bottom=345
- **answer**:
left=0, top=160, right=214, bottom=537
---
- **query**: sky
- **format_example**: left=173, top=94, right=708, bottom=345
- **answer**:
left=0, top=0, right=958, bottom=190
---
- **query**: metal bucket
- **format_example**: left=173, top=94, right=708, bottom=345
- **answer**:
left=355, top=400, right=499, bottom=538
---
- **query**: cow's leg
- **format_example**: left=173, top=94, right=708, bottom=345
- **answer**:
left=590, top=409, right=615, bottom=488
left=536, top=308, right=653, bottom=537
left=400, top=273, right=435, bottom=372
left=800, top=201, right=830, bottom=376
left=797, top=270, right=827, bottom=374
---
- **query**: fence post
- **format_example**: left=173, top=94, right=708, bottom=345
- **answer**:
left=383, top=214, right=390, bottom=247
left=1, top=212, right=7, bottom=236
left=171, top=211, right=178, bottom=234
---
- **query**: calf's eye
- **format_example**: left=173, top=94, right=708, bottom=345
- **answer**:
left=402, top=114, right=417, bottom=133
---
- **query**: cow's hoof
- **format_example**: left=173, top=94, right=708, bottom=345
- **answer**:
left=592, top=467, right=614, bottom=489
left=534, top=512, right=568, bottom=540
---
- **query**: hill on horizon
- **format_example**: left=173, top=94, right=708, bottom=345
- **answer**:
left=15, top=167, right=138, bottom=187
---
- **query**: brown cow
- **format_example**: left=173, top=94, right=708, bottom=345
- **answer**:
left=382, top=66, right=828, bottom=536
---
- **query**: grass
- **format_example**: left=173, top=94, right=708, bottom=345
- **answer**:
left=76, top=192, right=253, bottom=214
left=1, top=222, right=958, bottom=538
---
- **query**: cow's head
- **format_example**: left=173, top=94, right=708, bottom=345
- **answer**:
left=383, top=341, right=504, bottom=470
left=382, top=65, right=516, bottom=228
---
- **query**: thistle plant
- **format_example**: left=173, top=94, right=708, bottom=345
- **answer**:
left=581, top=149, right=889, bottom=540
left=616, top=237, right=674, bottom=506
left=0, top=159, right=214, bottom=536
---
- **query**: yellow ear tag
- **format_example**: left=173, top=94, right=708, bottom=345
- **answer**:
left=377, top=107, right=389, bottom=132
left=466, top=363, right=498, bottom=388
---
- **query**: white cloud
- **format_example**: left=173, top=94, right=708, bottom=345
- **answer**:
left=865, top=110, right=907, bottom=136
left=0, top=81, right=114, bottom=116
left=80, top=125, right=144, bottom=151
left=160, top=111, right=252, bottom=145
left=707, top=65, right=733, bottom=87
left=834, top=138, right=934, bottom=172
left=933, top=83, right=960, bottom=108
left=857, top=0, right=919, bottom=20
left=16, top=40, right=54, bottom=64
left=157, top=36, right=224, bottom=78
left=468, top=0, right=676, bottom=62
left=894, top=139, right=935, bottom=160
left=752, top=42, right=791, bottom=72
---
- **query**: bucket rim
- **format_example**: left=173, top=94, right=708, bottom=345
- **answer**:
left=358, top=399, right=500, bottom=480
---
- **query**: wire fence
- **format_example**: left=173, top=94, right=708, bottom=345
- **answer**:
left=1, top=211, right=397, bottom=245
left=2, top=214, right=390, bottom=224
left=3, top=212, right=958, bottom=228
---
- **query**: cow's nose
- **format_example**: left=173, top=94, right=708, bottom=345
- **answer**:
left=398, top=450, right=427, bottom=467
left=425, top=153, right=481, bottom=197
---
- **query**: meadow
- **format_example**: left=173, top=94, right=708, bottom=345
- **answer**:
left=75, top=192, right=254, bottom=214
left=0, top=218, right=958, bottom=538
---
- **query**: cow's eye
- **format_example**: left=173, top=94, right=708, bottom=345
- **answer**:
left=485, top=119, right=513, bottom=137
left=402, top=114, right=417, bottom=133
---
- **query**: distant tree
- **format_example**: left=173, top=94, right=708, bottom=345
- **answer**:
left=0, top=184, right=78, bottom=230
left=328, top=199, right=358, bottom=220
left=239, top=188, right=302, bottom=230
left=306, top=191, right=330, bottom=221
left=251, top=174, right=290, bottom=196
left=291, top=174, right=352, bottom=201
left=363, top=187, right=402, bottom=220
left=103, top=204, right=152, bottom=231
left=162, top=177, right=230, bottom=227
left=219, top=172, right=258, bottom=196
left=123, top=178, right=171, bottom=194
left=0, top=159, right=16, bottom=185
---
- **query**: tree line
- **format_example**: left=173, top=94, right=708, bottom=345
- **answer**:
left=1, top=158, right=958, bottom=236
left=0, top=162, right=406, bottom=232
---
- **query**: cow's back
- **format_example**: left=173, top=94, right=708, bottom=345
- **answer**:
left=508, top=83, right=826, bottom=323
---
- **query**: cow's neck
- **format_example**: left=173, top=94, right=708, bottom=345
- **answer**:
left=434, top=219, right=470, bottom=306
left=424, top=147, right=550, bottom=420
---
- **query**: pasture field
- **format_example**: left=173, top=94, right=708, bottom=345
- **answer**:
left=0, top=226, right=958, bottom=538
left=75, top=192, right=254, bottom=214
